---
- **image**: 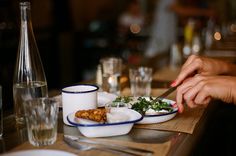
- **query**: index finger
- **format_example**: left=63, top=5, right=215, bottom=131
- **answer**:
left=173, top=62, right=199, bottom=86
left=181, top=55, right=197, bottom=69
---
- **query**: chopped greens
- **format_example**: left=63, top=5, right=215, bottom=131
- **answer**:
left=112, top=96, right=173, bottom=115
left=131, top=97, right=173, bottom=115
left=109, top=96, right=132, bottom=107
left=112, top=96, right=132, bottom=103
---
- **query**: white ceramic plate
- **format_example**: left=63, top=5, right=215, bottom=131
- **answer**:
left=136, top=98, right=178, bottom=124
left=67, top=108, right=143, bottom=137
left=2, top=150, right=77, bottom=156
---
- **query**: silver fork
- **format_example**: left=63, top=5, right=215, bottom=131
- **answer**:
left=64, top=135, right=153, bottom=156
left=64, top=137, right=125, bottom=155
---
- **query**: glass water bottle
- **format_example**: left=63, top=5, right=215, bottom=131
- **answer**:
left=13, top=2, right=48, bottom=124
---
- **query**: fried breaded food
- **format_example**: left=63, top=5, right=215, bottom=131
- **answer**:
left=75, top=108, right=107, bottom=123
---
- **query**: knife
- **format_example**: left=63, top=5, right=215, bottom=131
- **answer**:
left=154, top=86, right=178, bottom=101
left=64, top=135, right=153, bottom=156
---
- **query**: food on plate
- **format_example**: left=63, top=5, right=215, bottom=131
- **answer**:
left=75, top=108, right=107, bottom=123
left=106, top=111, right=130, bottom=123
left=131, top=97, right=174, bottom=115
left=112, top=96, right=174, bottom=115
left=112, top=96, right=133, bottom=103
left=109, top=96, right=132, bottom=108
left=75, top=107, right=131, bottom=124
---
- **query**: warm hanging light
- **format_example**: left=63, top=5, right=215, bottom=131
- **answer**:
left=230, top=24, right=236, bottom=33
left=130, top=24, right=141, bottom=34
left=214, top=31, right=221, bottom=41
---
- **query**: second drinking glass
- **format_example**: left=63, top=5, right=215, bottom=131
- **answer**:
left=129, top=67, right=153, bottom=97
left=100, top=57, right=122, bottom=95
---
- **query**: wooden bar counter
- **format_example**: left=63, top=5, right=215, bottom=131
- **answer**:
left=0, top=62, right=220, bottom=156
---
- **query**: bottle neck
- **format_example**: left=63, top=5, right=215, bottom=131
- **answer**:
left=19, top=3, right=31, bottom=61
left=20, top=2, right=31, bottom=22
left=19, top=1, right=36, bottom=55
left=20, top=2, right=33, bottom=33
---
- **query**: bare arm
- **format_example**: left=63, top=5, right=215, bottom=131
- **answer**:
left=225, top=62, right=236, bottom=76
left=172, top=55, right=236, bottom=87
left=176, top=75, right=236, bottom=113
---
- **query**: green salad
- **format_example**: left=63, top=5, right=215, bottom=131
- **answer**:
left=112, top=96, right=133, bottom=103
left=112, top=96, right=174, bottom=115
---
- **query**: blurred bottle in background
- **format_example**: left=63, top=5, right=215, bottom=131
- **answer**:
left=183, top=18, right=203, bottom=57
left=204, top=18, right=215, bottom=50
left=170, top=43, right=182, bottom=69
left=96, top=64, right=103, bottom=91
left=192, top=33, right=202, bottom=54
left=183, top=18, right=195, bottom=57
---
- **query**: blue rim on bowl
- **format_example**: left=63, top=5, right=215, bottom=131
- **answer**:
left=62, top=84, right=99, bottom=94
left=144, top=107, right=178, bottom=117
left=67, top=110, right=143, bottom=127
left=143, top=98, right=178, bottom=117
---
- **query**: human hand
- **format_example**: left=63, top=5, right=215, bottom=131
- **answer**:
left=171, top=55, right=230, bottom=87
left=176, top=75, right=236, bottom=113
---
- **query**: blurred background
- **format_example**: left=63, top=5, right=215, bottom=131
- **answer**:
left=1, top=0, right=236, bottom=111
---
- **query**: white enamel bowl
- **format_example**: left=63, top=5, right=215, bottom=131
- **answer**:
left=136, top=98, right=178, bottom=124
left=67, top=108, right=143, bottom=138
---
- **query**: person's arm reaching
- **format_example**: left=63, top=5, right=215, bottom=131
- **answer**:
left=176, top=75, right=236, bottom=113
left=172, top=55, right=236, bottom=87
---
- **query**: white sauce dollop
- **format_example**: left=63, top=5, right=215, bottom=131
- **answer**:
left=107, top=111, right=130, bottom=123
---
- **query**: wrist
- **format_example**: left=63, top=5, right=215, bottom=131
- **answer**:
left=230, top=78, right=236, bottom=104
left=222, top=62, right=236, bottom=76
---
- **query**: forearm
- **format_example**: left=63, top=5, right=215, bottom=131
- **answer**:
left=230, top=78, right=236, bottom=104
left=206, top=57, right=236, bottom=76
left=221, top=61, right=236, bottom=76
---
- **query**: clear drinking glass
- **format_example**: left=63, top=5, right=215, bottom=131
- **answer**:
left=100, top=57, right=122, bottom=95
left=23, top=97, right=58, bottom=146
left=129, top=67, right=153, bottom=97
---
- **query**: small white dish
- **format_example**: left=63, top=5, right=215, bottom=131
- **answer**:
left=67, top=108, right=143, bottom=137
left=2, top=149, right=76, bottom=156
left=136, top=98, right=178, bottom=124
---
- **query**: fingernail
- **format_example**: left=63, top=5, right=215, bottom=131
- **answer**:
left=178, top=108, right=182, bottom=113
left=170, top=80, right=176, bottom=87
left=172, top=103, right=177, bottom=108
